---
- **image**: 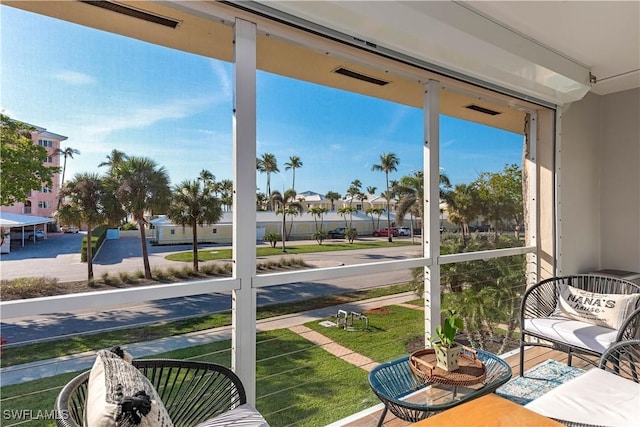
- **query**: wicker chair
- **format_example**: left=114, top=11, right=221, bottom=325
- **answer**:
left=599, top=339, right=640, bottom=382
left=55, top=359, right=250, bottom=427
left=519, top=274, right=640, bottom=376
left=524, top=340, right=640, bottom=427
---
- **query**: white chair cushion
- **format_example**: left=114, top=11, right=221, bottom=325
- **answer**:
left=525, top=368, right=640, bottom=427
left=194, top=403, right=269, bottom=427
left=524, top=316, right=618, bottom=354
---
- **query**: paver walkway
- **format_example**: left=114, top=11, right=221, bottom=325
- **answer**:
left=289, top=325, right=379, bottom=372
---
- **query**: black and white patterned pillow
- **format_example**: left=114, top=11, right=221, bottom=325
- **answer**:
left=86, top=349, right=173, bottom=427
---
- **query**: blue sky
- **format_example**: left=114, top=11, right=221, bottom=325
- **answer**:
left=1, top=5, right=524, bottom=196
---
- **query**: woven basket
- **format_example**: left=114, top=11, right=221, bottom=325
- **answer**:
left=409, top=348, right=486, bottom=386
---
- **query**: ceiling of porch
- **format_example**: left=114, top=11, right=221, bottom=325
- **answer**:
left=4, top=1, right=638, bottom=135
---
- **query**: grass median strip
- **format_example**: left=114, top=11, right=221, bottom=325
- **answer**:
left=165, top=240, right=416, bottom=262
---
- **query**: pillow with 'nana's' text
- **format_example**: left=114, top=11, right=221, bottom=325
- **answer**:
left=555, top=284, right=640, bottom=330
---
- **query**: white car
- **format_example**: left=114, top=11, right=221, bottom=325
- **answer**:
left=397, top=227, right=411, bottom=236
left=11, top=229, right=45, bottom=241
left=61, top=226, right=80, bottom=233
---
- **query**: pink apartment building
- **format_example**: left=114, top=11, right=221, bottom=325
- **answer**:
left=2, top=123, right=66, bottom=220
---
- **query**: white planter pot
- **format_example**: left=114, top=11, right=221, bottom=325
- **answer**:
left=434, top=343, right=462, bottom=371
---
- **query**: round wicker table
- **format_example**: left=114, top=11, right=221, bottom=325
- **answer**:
left=368, top=348, right=512, bottom=427
left=409, top=348, right=486, bottom=388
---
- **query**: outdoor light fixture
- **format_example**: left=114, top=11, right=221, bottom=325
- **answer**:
left=79, top=1, right=180, bottom=29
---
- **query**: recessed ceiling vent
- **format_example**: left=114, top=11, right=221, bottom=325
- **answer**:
left=333, top=67, right=390, bottom=86
left=79, top=1, right=180, bottom=29
left=465, top=104, right=501, bottom=116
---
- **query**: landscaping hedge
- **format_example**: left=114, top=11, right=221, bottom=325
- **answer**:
left=81, top=225, right=108, bottom=262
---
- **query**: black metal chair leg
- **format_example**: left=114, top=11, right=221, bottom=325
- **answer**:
left=376, top=405, right=388, bottom=427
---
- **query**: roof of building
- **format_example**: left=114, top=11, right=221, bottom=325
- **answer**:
left=150, top=210, right=399, bottom=227
left=0, top=212, right=54, bottom=228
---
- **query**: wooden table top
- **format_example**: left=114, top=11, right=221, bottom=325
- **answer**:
left=410, top=394, right=564, bottom=427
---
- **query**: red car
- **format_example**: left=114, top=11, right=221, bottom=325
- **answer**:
left=373, top=227, right=398, bottom=237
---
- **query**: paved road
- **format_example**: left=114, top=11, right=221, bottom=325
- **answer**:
left=1, top=235, right=420, bottom=345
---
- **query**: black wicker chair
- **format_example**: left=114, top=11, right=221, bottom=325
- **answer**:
left=599, top=339, right=640, bottom=382
left=520, top=274, right=640, bottom=376
left=55, top=359, right=248, bottom=427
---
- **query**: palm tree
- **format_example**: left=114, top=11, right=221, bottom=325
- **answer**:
left=98, top=149, right=128, bottom=170
left=447, top=183, right=481, bottom=242
left=325, top=191, right=341, bottom=211
left=54, top=146, right=80, bottom=210
left=309, top=206, right=328, bottom=244
left=270, top=189, right=303, bottom=253
left=284, top=155, right=303, bottom=191
left=366, top=186, right=377, bottom=208
left=218, top=179, right=233, bottom=212
left=396, top=170, right=423, bottom=237
left=256, top=192, right=268, bottom=210
left=346, top=179, right=362, bottom=207
left=197, top=169, right=215, bottom=184
left=372, top=152, right=399, bottom=242
left=59, top=172, right=106, bottom=280
left=113, top=156, right=171, bottom=279
left=256, top=153, right=279, bottom=205
left=167, top=179, right=222, bottom=272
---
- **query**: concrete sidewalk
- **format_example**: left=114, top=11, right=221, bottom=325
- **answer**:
left=0, top=292, right=417, bottom=386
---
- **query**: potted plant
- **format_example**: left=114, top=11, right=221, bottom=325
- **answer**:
left=430, top=308, right=464, bottom=371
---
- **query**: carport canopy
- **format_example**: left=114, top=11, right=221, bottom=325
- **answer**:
left=0, top=212, right=54, bottom=228
left=0, top=212, right=53, bottom=246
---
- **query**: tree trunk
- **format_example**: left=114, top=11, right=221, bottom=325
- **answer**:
left=281, top=214, right=287, bottom=253
left=86, top=225, right=93, bottom=280
left=192, top=220, right=199, bottom=272
left=138, top=220, right=152, bottom=279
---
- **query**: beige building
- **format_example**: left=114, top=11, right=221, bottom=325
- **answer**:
left=149, top=210, right=407, bottom=245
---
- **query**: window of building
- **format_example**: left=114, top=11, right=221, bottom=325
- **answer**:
left=38, top=139, right=53, bottom=147
left=38, top=201, right=51, bottom=209
left=45, top=156, right=53, bottom=163
left=41, top=186, right=52, bottom=193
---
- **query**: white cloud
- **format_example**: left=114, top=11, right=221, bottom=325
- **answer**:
left=54, top=70, right=96, bottom=85
left=73, top=96, right=215, bottom=141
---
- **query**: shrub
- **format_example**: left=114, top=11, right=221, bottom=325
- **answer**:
left=101, top=272, right=121, bottom=286
left=81, top=225, right=108, bottom=262
left=119, top=272, right=137, bottom=284
left=1, top=277, right=60, bottom=299
left=263, top=232, right=280, bottom=248
left=120, top=222, right=138, bottom=231
left=152, top=268, right=172, bottom=281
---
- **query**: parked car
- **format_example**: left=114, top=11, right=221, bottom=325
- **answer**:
left=469, top=224, right=492, bottom=232
left=327, top=227, right=357, bottom=238
left=397, top=226, right=411, bottom=236
left=373, top=227, right=399, bottom=237
left=61, top=225, right=80, bottom=233
left=11, top=229, right=45, bottom=241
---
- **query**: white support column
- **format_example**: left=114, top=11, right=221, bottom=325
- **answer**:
left=424, top=80, right=441, bottom=347
left=553, top=108, right=562, bottom=277
left=232, top=18, right=258, bottom=405
left=528, top=111, right=539, bottom=285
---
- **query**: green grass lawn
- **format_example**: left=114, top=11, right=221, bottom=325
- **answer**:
left=165, top=240, right=416, bottom=262
left=1, top=284, right=414, bottom=368
left=1, top=305, right=423, bottom=426
left=305, top=305, right=424, bottom=362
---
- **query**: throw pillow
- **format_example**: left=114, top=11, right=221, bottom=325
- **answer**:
left=86, top=349, right=173, bottom=427
left=555, top=284, right=640, bottom=330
